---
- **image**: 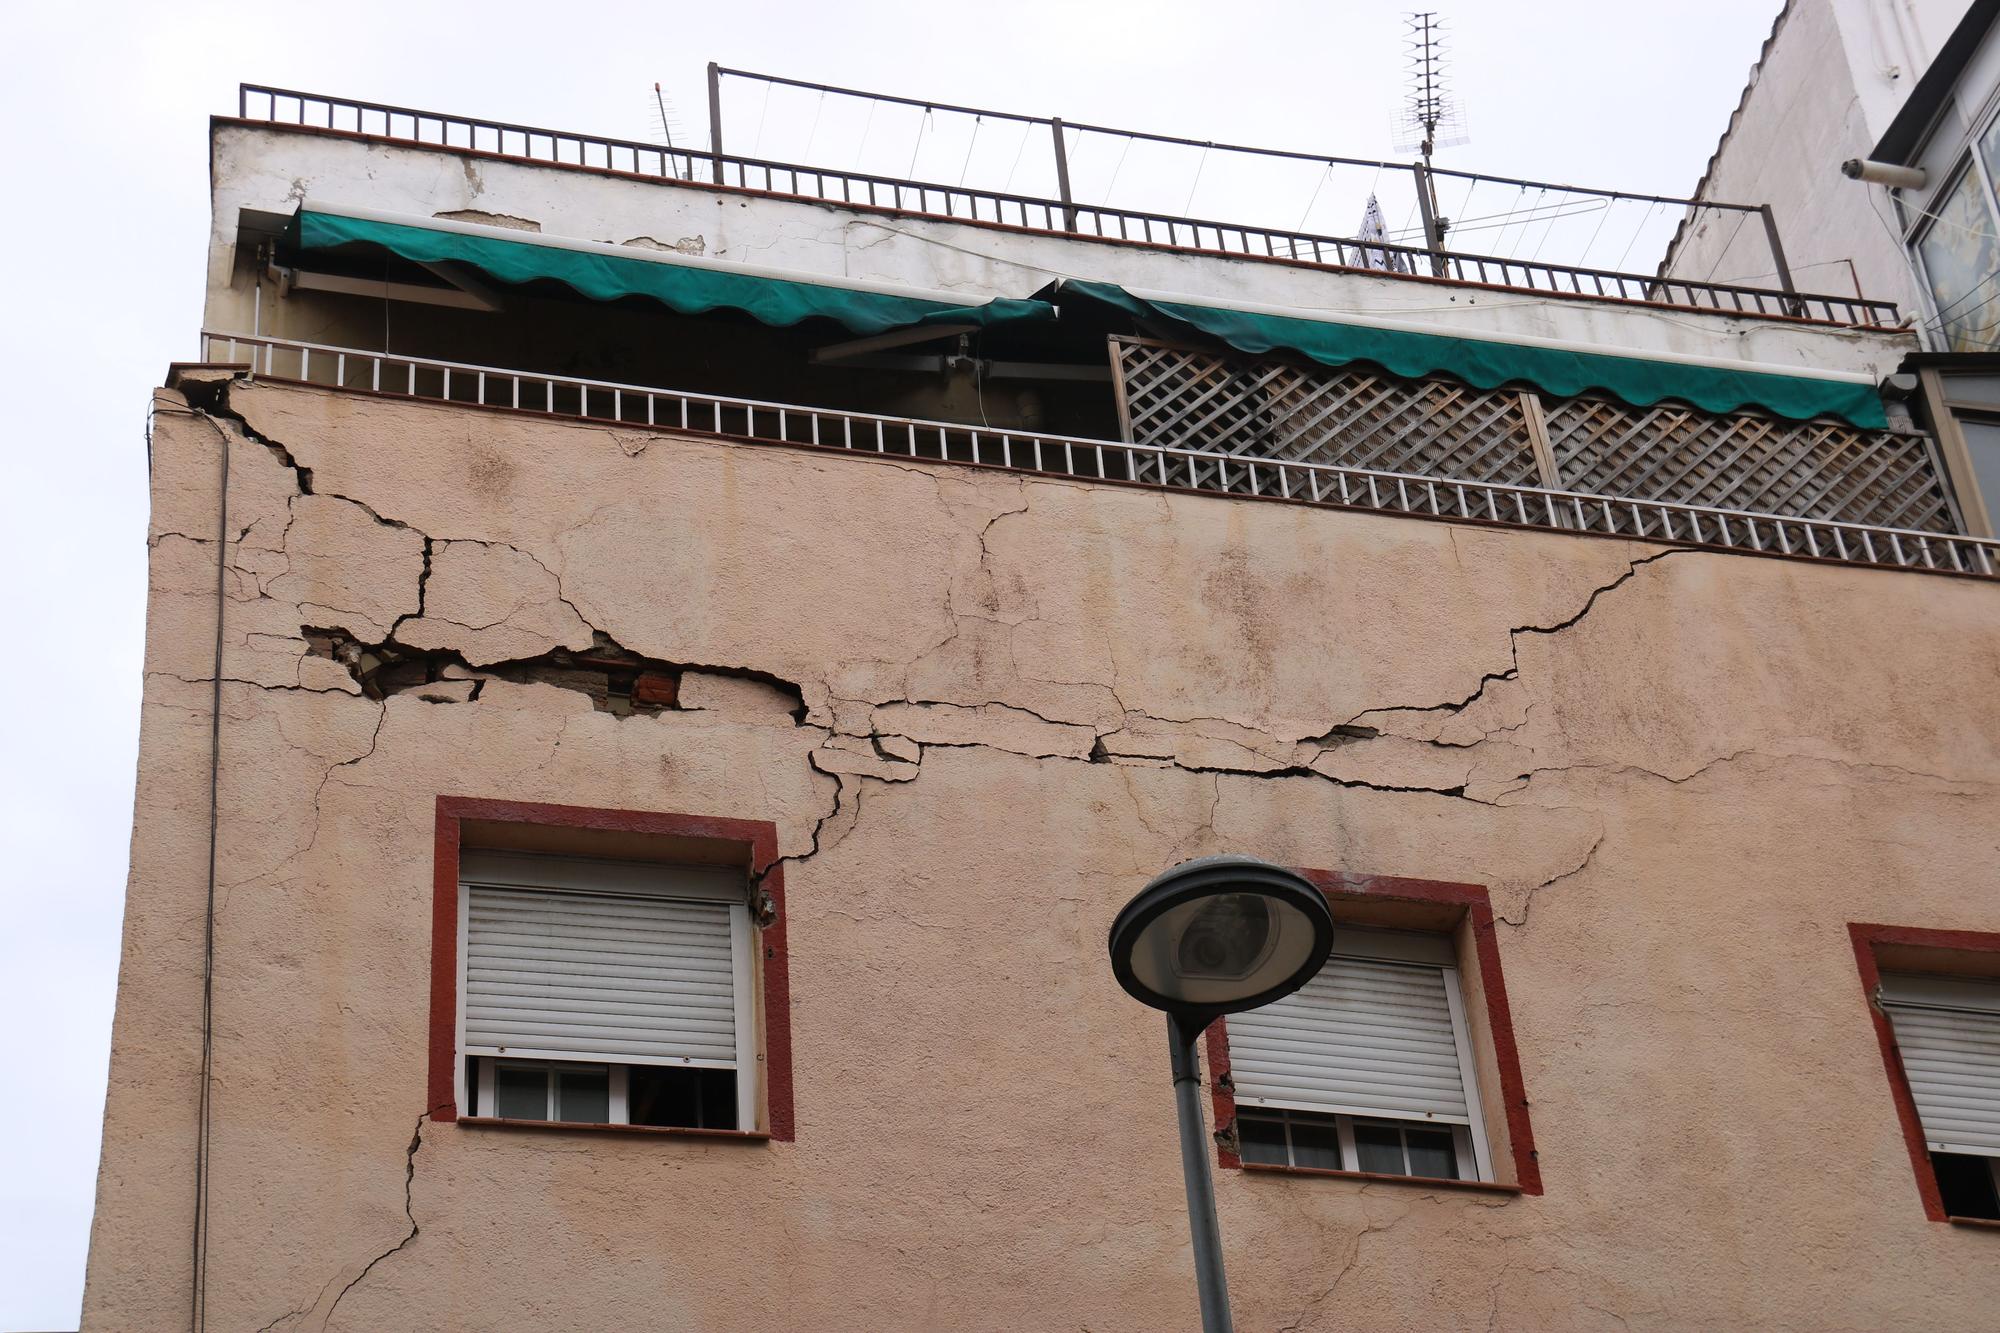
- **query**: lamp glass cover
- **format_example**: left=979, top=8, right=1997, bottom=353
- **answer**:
left=1125, top=889, right=1322, bottom=1008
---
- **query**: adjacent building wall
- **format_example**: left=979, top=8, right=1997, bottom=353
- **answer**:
left=87, top=379, right=2000, bottom=1331
left=1664, top=0, right=1972, bottom=323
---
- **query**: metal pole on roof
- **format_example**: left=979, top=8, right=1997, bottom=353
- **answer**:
left=707, top=62, right=725, bottom=186
left=1413, top=162, right=1447, bottom=278
left=1051, top=116, right=1077, bottom=232
left=1758, top=204, right=1803, bottom=315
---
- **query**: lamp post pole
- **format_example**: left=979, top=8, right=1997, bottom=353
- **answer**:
left=1169, top=1015, right=1233, bottom=1333
left=1107, top=855, right=1335, bottom=1333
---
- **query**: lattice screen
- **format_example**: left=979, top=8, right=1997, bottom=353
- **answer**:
left=1111, top=336, right=1961, bottom=533
left=1113, top=338, right=1545, bottom=494
left=1539, top=398, right=1957, bottom=533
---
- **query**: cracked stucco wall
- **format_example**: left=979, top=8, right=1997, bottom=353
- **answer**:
left=87, top=379, right=2000, bottom=1331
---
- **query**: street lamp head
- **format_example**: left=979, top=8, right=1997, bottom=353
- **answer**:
left=1108, top=854, right=1334, bottom=1026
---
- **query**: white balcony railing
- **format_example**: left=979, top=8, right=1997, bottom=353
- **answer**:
left=195, top=331, right=2000, bottom=581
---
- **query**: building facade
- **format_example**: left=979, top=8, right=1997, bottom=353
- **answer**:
left=84, top=76, right=2000, bottom=1330
left=1661, top=0, right=1974, bottom=327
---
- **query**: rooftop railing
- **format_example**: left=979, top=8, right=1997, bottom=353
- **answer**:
left=231, top=84, right=1901, bottom=329
left=197, top=330, right=1996, bottom=580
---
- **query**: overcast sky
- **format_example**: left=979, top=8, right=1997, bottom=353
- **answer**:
left=0, top=1, right=1784, bottom=1326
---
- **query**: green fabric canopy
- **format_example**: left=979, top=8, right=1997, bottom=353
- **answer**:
left=292, top=209, right=1055, bottom=336
left=1054, top=279, right=1888, bottom=428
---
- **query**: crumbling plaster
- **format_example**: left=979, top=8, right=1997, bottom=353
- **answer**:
left=87, top=380, right=2000, bottom=1331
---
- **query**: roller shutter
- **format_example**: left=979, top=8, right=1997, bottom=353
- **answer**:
left=1881, top=973, right=2000, bottom=1158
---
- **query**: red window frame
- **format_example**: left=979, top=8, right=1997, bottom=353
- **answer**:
left=429, top=795, right=795, bottom=1141
left=1848, top=921, right=2000, bottom=1224
left=1205, top=869, right=1542, bottom=1195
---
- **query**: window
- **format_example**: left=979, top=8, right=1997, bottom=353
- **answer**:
left=1915, top=365, right=2000, bottom=536
left=1849, top=923, right=2000, bottom=1224
left=1912, top=162, right=2000, bottom=352
left=457, top=849, right=757, bottom=1130
left=428, top=797, right=794, bottom=1141
left=1878, top=971, right=2000, bottom=1222
left=1224, top=926, right=1495, bottom=1183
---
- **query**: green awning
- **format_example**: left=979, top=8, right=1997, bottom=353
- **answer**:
left=1054, top=279, right=1888, bottom=428
left=292, top=208, right=1055, bottom=336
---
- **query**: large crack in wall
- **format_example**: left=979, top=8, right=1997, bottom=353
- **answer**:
left=158, top=376, right=2000, bottom=1331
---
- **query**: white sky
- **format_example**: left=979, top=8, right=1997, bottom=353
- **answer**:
left=0, top=1, right=1784, bottom=1326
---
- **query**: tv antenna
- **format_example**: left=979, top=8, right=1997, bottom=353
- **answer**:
left=651, top=82, right=688, bottom=178
left=1393, top=11, right=1469, bottom=164
left=1391, top=11, right=1468, bottom=272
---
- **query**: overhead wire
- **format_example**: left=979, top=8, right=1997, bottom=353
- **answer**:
left=1615, top=200, right=1662, bottom=273
left=1104, top=132, right=1136, bottom=203
left=958, top=114, right=983, bottom=187
left=1504, top=187, right=1547, bottom=259
left=802, top=90, right=827, bottom=161
left=906, top=104, right=932, bottom=179
left=1700, top=206, right=1754, bottom=284
left=1003, top=117, right=1033, bottom=191
left=851, top=97, right=878, bottom=171
left=1576, top=189, right=1616, bottom=268
left=751, top=78, right=773, bottom=158
left=1525, top=189, right=1572, bottom=263
left=1183, top=143, right=1211, bottom=216
left=1294, top=163, right=1332, bottom=233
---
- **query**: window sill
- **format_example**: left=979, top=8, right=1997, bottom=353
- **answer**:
left=1948, top=1215, right=2000, bottom=1231
left=1238, top=1161, right=1523, bottom=1195
left=457, top=1115, right=771, bottom=1142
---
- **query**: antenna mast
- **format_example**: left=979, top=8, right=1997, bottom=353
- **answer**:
left=1393, top=11, right=1469, bottom=274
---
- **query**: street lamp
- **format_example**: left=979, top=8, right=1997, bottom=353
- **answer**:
left=1107, top=855, right=1334, bottom=1333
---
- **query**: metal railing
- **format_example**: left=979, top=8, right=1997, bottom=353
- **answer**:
left=197, top=331, right=1996, bottom=580
left=231, top=85, right=1900, bottom=328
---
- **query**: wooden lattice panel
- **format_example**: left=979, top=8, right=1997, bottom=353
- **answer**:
left=1112, top=336, right=1961, bottom=534
left=1113, top=338, right=1543, bottom=493
left=1540, top=398, right=1958, bottom=533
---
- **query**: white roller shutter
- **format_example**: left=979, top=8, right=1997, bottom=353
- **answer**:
left=1881, top=973, right=2000, bottom=1159
left=463, top=884, right=741, bottom=1068
left=1229, top=949, right=1471, bottom=1125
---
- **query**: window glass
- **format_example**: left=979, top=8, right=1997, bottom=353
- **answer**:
left=496, top=1064, right=548, bottom=1120
left=1236, top=1114, right=1289, bottom=1166
left=1405, top=1128, right=1459, bottom=1181
left=630, top=1065, right=738, bottom=1130
left=1289, top=1117, right=1344, bottom=1171
left=1955, top=418, right=2000, bottom=528
left=1353, top=1123, right=1406, bottom=1175
left=556, top=1067, right=609, bottom=1124
left=1917, top=164, right=2000, bottom=351
left=1938, top=372, right=2000, bottom=411
left=1931, top=1152, right=2000, bottom=1221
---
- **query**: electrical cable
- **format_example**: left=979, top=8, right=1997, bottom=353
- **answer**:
left=752, top=79, right=773, bottom=158
left=1105, top=133, right=1136, bottom=204
left=1525, top=189, right=1573, bottom=264
left=1615, top=200, right=1662, bottom=273
left=1504, top=188, right=1546, bottom=259
left=907, top=105, right=932, bottom=179
left=1487, top=185, right=1528, bottom=258
left=851, top=98, right=877, bottom=171
left=1575, top=189, right=1616, bottom=268
left=1183, top=143, right=1210, bottom=216
left=189, top=410, right=230, bottom=1333
left=1294, top=163, right=1332, bottom=233
left=958, top=114, right=983, bottom=187
left=802, top=90, right=827, bottom=162
left=1003, top=118, right=1032, bottom=192
left=1704, top=206, right=1752, bottom=284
